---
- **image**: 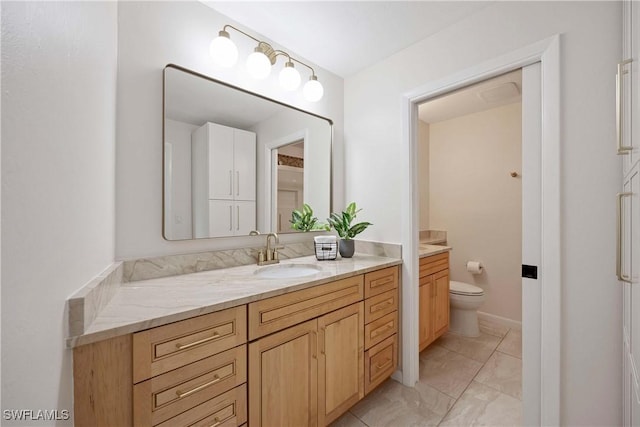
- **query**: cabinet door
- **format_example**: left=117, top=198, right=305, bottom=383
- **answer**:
left=209, top=123, right=234, bottom=200
left=419, top=276, right=434, bottom=351
left=318, top=303, right=364, bottom=426
left=623, top=165, right=640, bottom=426
left=234, top=201, right=256, bottom=236
left=233, top=129, right=256, bottom=201
left=433, top=270, right=450, bottom=336
left=208, top=200, right=234, bottom=237
left=249, top=319, right=318, bottom=427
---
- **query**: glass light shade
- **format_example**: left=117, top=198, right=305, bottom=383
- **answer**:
left=303, top=78, right=324, bottom=102
left=246, top=51, right=272, bottom=79
left=279, top=63, right=301, bottom=91
left=209, top=33, right=238, bottom=68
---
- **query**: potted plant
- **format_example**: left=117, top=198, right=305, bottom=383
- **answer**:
left=290, top=204, right=329, bottom=232
left=327, top=202, right=372, bottom=258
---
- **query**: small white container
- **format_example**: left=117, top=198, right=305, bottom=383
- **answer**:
left=314, top=236, right=337, bottom=261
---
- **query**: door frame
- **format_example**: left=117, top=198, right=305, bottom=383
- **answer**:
left=400, top=35, right=560, bottom=424
left=262, top=129, right=309, bottom=232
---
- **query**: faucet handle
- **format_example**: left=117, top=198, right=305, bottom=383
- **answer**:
left=273, top=248, right=284, bottom=261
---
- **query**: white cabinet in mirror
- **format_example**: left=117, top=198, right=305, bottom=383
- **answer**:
left=163, top=64, right=332, bottom=241
left=192, top=122, right=256, bottom=238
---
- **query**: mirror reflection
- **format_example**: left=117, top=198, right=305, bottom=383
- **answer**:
left=163, top=65, right=332, bottom=240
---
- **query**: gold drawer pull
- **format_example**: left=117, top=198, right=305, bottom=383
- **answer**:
left=175, top=374, right=221, bottom=399
left=371, top=322, right=394, bottom=338
left=372, top=300, right=393, bottom=311
left=209, top=411, right=235, bottom=427
left=375, top=358, right=392, bottom=370
left=175, top=331, right=220, bottom=350
left=617, top=59, right=634, bottom=154
left=372, top=277, right=393, bottom=287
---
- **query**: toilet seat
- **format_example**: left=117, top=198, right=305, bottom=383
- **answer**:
left=450, top=280, right=484, bottom=296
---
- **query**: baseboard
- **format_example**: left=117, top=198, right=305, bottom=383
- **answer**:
left=478, top=311, right=522, bottom=330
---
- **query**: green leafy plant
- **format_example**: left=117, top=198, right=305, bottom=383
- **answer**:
left=327, top=202, right=372, bottom=240
left=290, top=204, right=329, bottom=232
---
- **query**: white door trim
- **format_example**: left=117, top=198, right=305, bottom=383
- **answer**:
left=400, top=34, right=561, bottom=424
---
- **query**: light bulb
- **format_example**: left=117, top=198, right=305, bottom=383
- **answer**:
left=246, top=49, right=272, bottom=80
left=209, top=30, right=238, bottom=68
left=303, top=76, right=324, bottom=102
left=279, top=62, right=301, bottom=91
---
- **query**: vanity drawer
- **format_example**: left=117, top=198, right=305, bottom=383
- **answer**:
left=133, top=345, right=246, bottom=426
left=364, top=311, right=397, bottom=350
left=364, top=334, right=397, bottom=395
left=364, top=266, right=398, bottom=298
left=133, top=306, right=247, bottom=383
left=364, top=288, right=398, bottom=324
left=248, top=275, right=363, bottom=340
left=419, top=252, right=449, bottom=278
left=155, top=384, right=247, bottom=427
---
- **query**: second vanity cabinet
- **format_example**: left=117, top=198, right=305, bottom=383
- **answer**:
left=72, top=264, right=400, bottom=427
left=419, top=252, right=450, bottom=351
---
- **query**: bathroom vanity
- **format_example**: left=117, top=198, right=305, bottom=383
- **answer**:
left=418, top=245, right=451, bottom=351
left=69, top=255, right=401, bottom=427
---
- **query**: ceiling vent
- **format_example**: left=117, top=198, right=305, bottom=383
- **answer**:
left=477, top=82, right=521, bottom=104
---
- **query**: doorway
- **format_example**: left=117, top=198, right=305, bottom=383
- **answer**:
left=400, top=36, right=560, bottom=425
left=415, top=69, right=524, bottom=423
left=275, top=140, right=305, bottom=232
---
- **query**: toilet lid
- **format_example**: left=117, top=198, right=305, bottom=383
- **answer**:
left=450, top=280, right=484, bottom=296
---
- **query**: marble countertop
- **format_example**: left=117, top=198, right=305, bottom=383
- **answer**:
left=68, top=254, right=401, bottom=348
left=419, top=244, right=452, bottom=258
left=420, top=237, right=447, bottom=245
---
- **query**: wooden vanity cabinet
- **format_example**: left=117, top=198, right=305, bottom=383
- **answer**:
left=73, top=264, right=400, bottom=427
left=363, top=267, right=399, bottom=394
left=248, top=319, right=319, bottom=427
left=247, top=276, right=366, bottom=427
left=74, top=305, right=248, bottom=427
left=318, top=302, right=365, bottom=426
left=248, top=266, right=399, bottom=427
left=419, top=252, right=450, bottom=351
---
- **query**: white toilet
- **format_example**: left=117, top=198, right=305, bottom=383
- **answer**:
left=449, top=281, right=485, bottom=337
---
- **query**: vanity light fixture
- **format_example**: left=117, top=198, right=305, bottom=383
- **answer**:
left=210, top=24, right=324, bottom=102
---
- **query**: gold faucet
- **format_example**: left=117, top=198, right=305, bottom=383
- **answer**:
left=258, top=233, right=285, bottom=266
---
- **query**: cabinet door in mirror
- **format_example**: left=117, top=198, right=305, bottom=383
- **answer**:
left=163, top=64, right=332, bottom=240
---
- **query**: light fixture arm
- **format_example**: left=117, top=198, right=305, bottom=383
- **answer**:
left=220, top=25, right=317, bottom=76
left=274, top=51, right=317, bottom=77
left=222, top=24, right=261, bottom=44
left=212, top=24, right=324, bottom=100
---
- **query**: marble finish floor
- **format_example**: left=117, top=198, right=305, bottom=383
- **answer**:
left=332, top=323, right=522, bottom=427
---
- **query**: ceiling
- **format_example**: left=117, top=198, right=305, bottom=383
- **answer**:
left=204, top=1, right=492, bottom=78
left=418, top=69, right=522, bottom=124
left=165, top=66, right=287, bottom=129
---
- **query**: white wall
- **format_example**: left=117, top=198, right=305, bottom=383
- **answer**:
left=164, top=119, right=198, bottom=240
left=344, top=2, right=621, bottom=424
left=1, top=2, right=118, bottom=425
left=116, top=1, right=344, bottom=259
left=428, top=103, right=522, bottom=322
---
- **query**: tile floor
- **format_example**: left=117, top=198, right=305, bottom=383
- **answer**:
left=331, top=321, right=522, bottom=427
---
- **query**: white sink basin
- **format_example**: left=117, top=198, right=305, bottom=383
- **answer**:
left=254, top=264, right=322, bottom=279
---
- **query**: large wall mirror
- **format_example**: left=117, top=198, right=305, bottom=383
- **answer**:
left=163, top=64, right=333, bottom=240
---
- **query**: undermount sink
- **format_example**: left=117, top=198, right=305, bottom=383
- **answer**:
left=254, top=264, right=322, bottom=279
